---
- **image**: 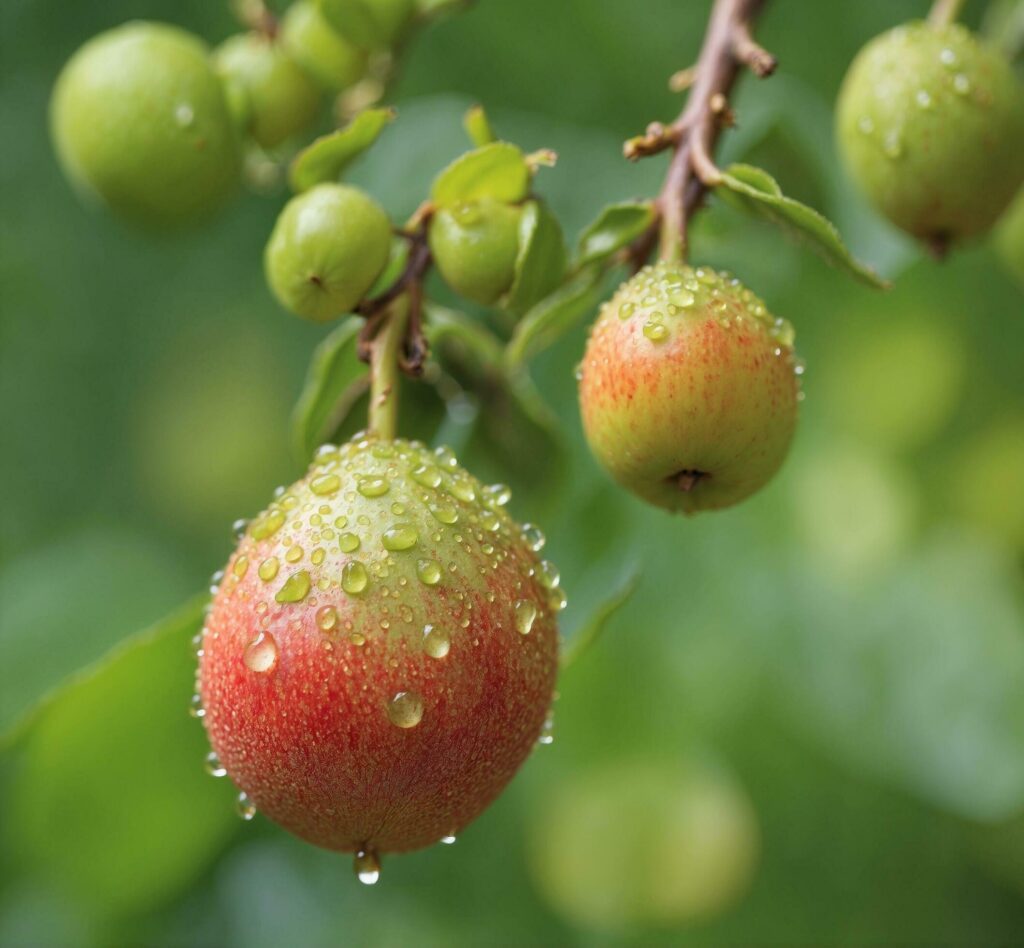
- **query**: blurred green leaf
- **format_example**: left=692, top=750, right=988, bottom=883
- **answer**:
left=291, top=317, right=369, bottom=463
left=425, top=303, right=505, bottom=367
left=560, top=569, right=640, bottom=670
left=463, top=104, right=496, bottom=147
left=575, top=200, right=655, bottom=267
left=0, top=528, right=191, bottom=743
left=430, top=142, right=530, bottom=207
left=288, top=108, right=396, bottom=193
left=7, top=595, right=238, bottom=919
left=505, top=264, right=603, bottom=369
left=716, top=163, right=889, bottom=288
left=504, top=200, right=568, bottom=316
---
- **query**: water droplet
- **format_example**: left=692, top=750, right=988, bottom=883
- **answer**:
left=244, top=632, right=279, bottom=673
left=520, top=523, right=546, bottom=551
left=338, top=532, right=360, bottom=553
left=357, top=475, right=389, bottom=498
left=440, top=834, right=457, bottom=845
left=232, top=518, right=249, bottom=538
left=643, top=322, right=669, bottom=343
left=311, top=548, right=326, bottom=566
left=939, top=47, right=957, bottom=68
left=430, top=503, right=459, bottom=524
left=857, top=116, right=875, bottom=136
left=251, top=510, right=285, bottom=540
left=538, top=712, right=555, bottom=745
left=189, top=693, right=206, bottom=718
left=882, top=129, right=903, bottom=159
left=416, top=558, right=442, bottom=585
left=448, top=478, right=476, bottom=503
left=175, top=102, right=195, bottom=127
left=382, top=524, right=418, bottom=551
left=434, top=446, right=459, bottom=469
left=549, top=587, right=568, bottom=612
left=258, top=557, right=279, bottom=582
left=316, top=605, right=338, bottom=631
left=672, top=289, right=696, bottom=308
left=354, top=848, right=380, bottom=884
left=422, top=624, right=451, bottom=658
left=236, top=792, right=256, bottom=820
left=342, top=561, right=369, bottom=595
left=952, top=73, right=971, bottom=95
left=204, top=751, right=227, bottom=777
left=479, top=510, right=500, bottom=532
left=387, top=691, right=424, bottom=728
left=285, top=545, right=304, bottom=564
left=537, top=560, right=560, bottom=589
left=411, top=464, right=442, bottom=488
left=276, top=570, right=311, bottom=603
left=915, top=89, right=933, bottom=109
left=514, top=599, right=537, bottom=635
left=349, top=631, right=366, bottom=646
left=483, top=483, right=511, bottom=506
left=310, top=473, right=341, bottom=496
left=233, top=555, right=249, bottom=578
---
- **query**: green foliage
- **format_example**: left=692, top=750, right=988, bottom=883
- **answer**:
left=430, top=142, right=531, bottom=206
left=575, top=200, right=656, bottom=266
left=505, top=200, right=568, bottom=316
left=288, top=107, right=396, bottom=192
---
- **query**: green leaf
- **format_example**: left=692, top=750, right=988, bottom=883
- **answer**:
left=0, top=528, right=192, bottom=743
left=505, top=264, right=604, bottom=369
left=576, top=200, right=656, bottom=267
left=291, top=317, right=369, bottom=463
left=463, top=105, right=496, bottom=147
left=716, top=163, right=888, bottom=288
left=425, top=303, right=505, bottom=368
left=504, top=200, right=568, bottom=316
left=6, top=596, right=238, bottom=919
left=560, top=569, right=640, bottom=670
left=430, top=142, right=530, bottom=207
left=288, top=108, right=396, bottom=193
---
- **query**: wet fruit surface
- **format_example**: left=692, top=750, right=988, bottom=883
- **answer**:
left=578, top=262, right=800, bottom=513
left=198, top=436, right=560, bottom=858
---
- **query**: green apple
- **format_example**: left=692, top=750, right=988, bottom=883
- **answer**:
left=280, top=1, right=369, bottom=93
left=318, top=0, right=417, bottom=50
left=50, top=21, right=241, bottom=229
left=264, top=183, right=392, bottom=321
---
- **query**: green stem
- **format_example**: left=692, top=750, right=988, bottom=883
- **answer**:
left=367, top=297, right=409, bottom=441
left=928, top=0, right=967, bottom=27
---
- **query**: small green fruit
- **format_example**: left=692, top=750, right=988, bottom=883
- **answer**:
left=214, top=32, right=322, bottom=149
left=265, top=183, right=392, bottom=322
left=280, top=1, right=368, bottom=93
left=50, top=22, right=241, bottom=229
left=578, top=263, right=800, bottom=514
left=428, top=199, right=522, bottom=305
left=994, top=188, right=1024, bottom=287
left=836, top=21, right=1024, bottom=246
left=318, top=0, right=416, bottom=50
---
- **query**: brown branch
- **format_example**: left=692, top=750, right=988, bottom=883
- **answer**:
left=634, top=0, right=775, bottom=264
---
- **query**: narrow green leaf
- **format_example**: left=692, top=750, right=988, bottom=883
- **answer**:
left=505, top=264, right=604, bottom=369
left=6, top=595, right=238, bottom=919
left=430, top=142, right=530, bottom=207
left=463, top=105, right=496, bottom=147
left=576, top=200, right=656, bottom=267
left=717, top=163, right=889, bottom=288
left=504, top=200, right=568, bottom=316
left=291, top=317, right=369, bottom=463
left=288, top=108, right=396, bottom=193
left=560, top=569, right=640, bottom=670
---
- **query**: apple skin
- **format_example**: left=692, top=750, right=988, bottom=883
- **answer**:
left=50, top=22, right=241, bottom=229
left=280, top=1, right=368, bottom=93
left=578, top=262, right=800, bottom=514
left=198, top=436, right=559, bottom=855
left=264, top=183, right=392, bottom=322
left=836, top=21, right=1024, bottom=245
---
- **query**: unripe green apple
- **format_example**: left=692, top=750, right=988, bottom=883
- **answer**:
left=318, top=0, right=416, bottom=50
left=578, top=263, right=800, bottom=514
left=214, top=32, right=322, bottom=149
left=428, top=199, right=522, bottom=305
left=280, top=1, right=369, bottom=93
left=836, top=21, right=1024, bottom=245
left=265, top=183, right=392, bottom=322
left=198, top=436, right=560, bottom=866
left=50, top=22, right=241, bottom=229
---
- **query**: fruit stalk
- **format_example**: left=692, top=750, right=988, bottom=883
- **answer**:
left=656, top=0, right=775, bottom=263
left=368, top=296, right=410, bottom=440
left=928, top=0, right=967, bottom=28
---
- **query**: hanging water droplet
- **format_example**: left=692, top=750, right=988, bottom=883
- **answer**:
left=416, top=558, right=442, bottom=586
left=422, top=624, right=451, bottom=659
left=483, top=483, right=511, bottom=506
left=382, top=524, right=418, bottom=551
left=514, top=599, right=537, bottom=635
left=232, top=518, right=249, bottom=538
left=537, top=560, right=560, bottom=589
left=189, top=693, right=206, bottom=718
left=479, top=509, right=500, bottom=532
left=244, top=632, right=279, bottom=673
left=387, top=690, right=424, bottom=728
left=342, top=561, right=369, bottom=595
left=538, top=712, right=555, bottom=745
left=520, top=523, right=546, bottom=551
left=440, top=834, right=457, bottom=845
left=354, top=848, right=380, bottom=884
left=275, top=570, right=311, bottom=603
left=236, top=791, right=256, bottom=820
left=434, top=446, right=459, bottom=469
left=204, top=751, right=227, bottom=777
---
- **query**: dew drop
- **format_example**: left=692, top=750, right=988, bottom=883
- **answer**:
left=258, top=557, right=280, bottom=582
left=479, top=510, right=500, bottom=532
left=232, top=518, right=249, bottom=539
left=440, top=834, right=457, bottom=845
left=514, top=599, right=537, bottom=635
left=537, top=712, right=555, bottom=745
left=387, top=690, right=424, bottom=728
left=285, top=545, right=304, bottom=564
left=236, top=792, right=256, bottom=820
left=952, top=73, right=971, bottom=95
left=233, top=555, right=249, bottom=578
left=382, top=524, right=418, bottom=551
left=411, top=464, right=442, bottom=488
left=434, top=446, right=459, bottom=469
left=339, top=532, right=360, bottom=553
left=316, top=605, right=338, bottom=631
left=537, top=560, right=560, bottom=589
left=310, top=473, right=341, bottom=496
left=939, top=47, right=957, bottom=68
left=275, top=570, right=311, bottom=603
left=251, top=510, right=285, bottom=540
left=643, top=322, right=669, bottom=343
left=449, top=478, right=476, bottom=503
left=204, top=751, right=227, bottom=777
left=618, top=301, right=636, bottom=320
left=342, top=561, right=369, bottom=595
left=189, top=693, right=206, bottom=718
left=416, top=558, right=442, bottom=586
left=354, top=848, right=380, bottom=884
left=422, top=624, right=451, bottom=659
left=357, top=475, right=390, bottom=498
left=520, top=523, right=546, bottom=551
left=430, top=503, right=459, bottom=524
left=483, top=483, right=511, bottom=506
left=244, top=632, right=279, bottom=673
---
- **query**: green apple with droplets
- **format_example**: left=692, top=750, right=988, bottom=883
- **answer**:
left=836, top=21, right=1024, bottom=247
left=214, top=32, right=322, bottom=149
left=281, top=1, right=369, bottom=93
left=264, top=183, right=392, bottom=321
left=50, top=22, right=241, bottom=228
left=428, top=198, right=523, bottom=305
left=578, top=262, right=800, bottom=514
left=197, top=435, right=560, bottom=872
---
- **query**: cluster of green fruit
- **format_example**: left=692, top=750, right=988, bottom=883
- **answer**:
left=50, top=0, right=421, bottom=228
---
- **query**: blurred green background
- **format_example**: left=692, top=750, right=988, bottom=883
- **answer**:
left=2, top=0, right=1024, bottom=944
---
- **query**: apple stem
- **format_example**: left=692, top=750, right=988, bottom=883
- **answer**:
left=928, top=0, right=967, bottom=28
left=650, top=0, right=776, bottom=264
left=367, top=296, right=410, bottom=441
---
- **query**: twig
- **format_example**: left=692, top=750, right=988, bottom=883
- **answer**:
left=928, top=0, right=967, bottom=28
